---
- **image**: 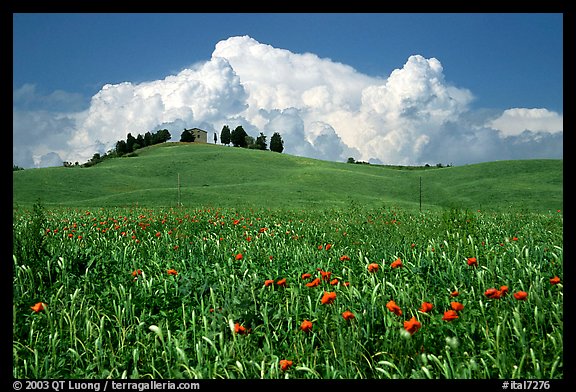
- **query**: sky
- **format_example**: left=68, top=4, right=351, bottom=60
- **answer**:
left=12, top=13, right=564, bottom=168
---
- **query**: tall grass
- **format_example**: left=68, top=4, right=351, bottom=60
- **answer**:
left=12, top=203, right=563, bottom=379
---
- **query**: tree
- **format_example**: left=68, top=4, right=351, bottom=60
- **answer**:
left=214, top=132, right=218, bottom=144
left=135, top=134, right=145, bottom=150
left=231, top=125, right=248, bottom=147
left=115, top=140, right=128, bottom=156
left=144, top=131, right=153, bottom=147
left=180, top=129, right=196, bottom=142
left=155, top=129, right=171, bottom=144
left=126, top=133, right=137, bottom=153
left=255, top=132, right=267, bottom=150
left=270, top=132, right=284, bottom=153
left=220, top=125, right=231, bottom=145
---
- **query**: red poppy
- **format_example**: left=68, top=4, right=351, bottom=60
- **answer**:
left=30, top=302, right=46, bottom=313
left=306, top=278, right=321, bottom=287
left=442, top=310, right=459, bottom=321
left=234, top=323, right=248, bottom=335
left=550, top=276, right=561, bottom=285
left=484, top=288, right=502, bottom=299
left=235, top=253, right=243, bottom=260
left=450, top=291, right=459, bottom=297
left=419, top=302, right=434, bottom=313
left=321, top=291, right=337, bottom=305
left=450, top=302, right=464, bottom=312
left=330, top=278, right=339, bottom=285
left=467, top=257, right=477, bottom=267
left=264, top=279, right=274, bottom=287
left=386, top=300, right=402, bottom=316
left=403, top=316, right=422, bottom=335
left=279, top=359, right=293, bottom=371
left=132, top=269, right=142, bottom=277
left=167, top=269, right=178, bottom=276
left=513, top=291, right=528, bottom=301
left=367, top=263, right=379, bottom=273
left=300, top=319, right=313, bottom=333
left=301, top=273, right=312, bottom=280
left=325, top=243, right=332, bottom=251
left=390, top=258, right=402, bottom=269
left=276, top=278, right=287, bottom=287
left=155, top=232, right=161, bottom=237
left=320, top=270, right=332, bottom=281
left=499, top=286, right=509, bottom=296
left=340, top=255, right=350, bottom=261
left=342, top=310, right=355, bottom=321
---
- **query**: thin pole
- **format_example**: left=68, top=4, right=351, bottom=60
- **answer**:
left=419, top=176, right=422, bottom=212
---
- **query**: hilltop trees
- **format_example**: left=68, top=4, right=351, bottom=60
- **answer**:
left=255, top=132, right=267, bottom=150
left=270, top=132, right=284, bottom=153
left=231, top=126, right=248, bottom=148
left=220, top=125, right=231, bottom=146
left=180, top=128, right=196, bottom=142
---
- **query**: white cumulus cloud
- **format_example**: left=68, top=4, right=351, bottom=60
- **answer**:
left=13, top=35, right=563, bottom=168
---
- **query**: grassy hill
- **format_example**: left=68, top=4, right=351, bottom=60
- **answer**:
left=12, top=142, right=563, bottom=212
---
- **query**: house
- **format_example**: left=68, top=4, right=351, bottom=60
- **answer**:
left=190, top=128, right=208, bottom=143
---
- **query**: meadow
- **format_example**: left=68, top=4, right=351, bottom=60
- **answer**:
left=12, top=202, right=563, bottom=379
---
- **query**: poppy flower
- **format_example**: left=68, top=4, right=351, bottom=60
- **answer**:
left=340, top=255, right=350, bottom=261
left=499, top=286, right=509, bottom=296
left=30, top=302, right=46, bottom=313
left=450, top=302, right=464, bottom=312
left=550, top=276, right=561, bottom=285
left=321, top=291, right=337, bottom=305
left=442, top=310, right=459, bottom=321
left=403, top=316, right=422, bottom=335
left=419, top=302, right=434, bottom=313
left=234, top=323, right=248, bottom=335
left=320, top=270, right=332, bottom=281
left=235, top=253, right=243, bottom=260
left=300, top=319, right=313, bottom=333
left=132, top=269, right=142, bottom=277
left=450, top=291, right=459, bottom=297
left=386, top=300, right=402, bottom=316
left=513, top=291, right=528, bottom=301
left=367, top=263, right=379, bottom=273
left=276, top=278, right=287, bottom=287
left=484, top=288, right=502, bottom=299
left=325, top=243, right=332, bottom=251
left=390, top=258, right=402, bottom=269
left=342, top=310, right=355, bottom=321
left=279, top=359, right=293, bottom=371
left=167, top=269, right=178, bottom=276
left=330, top=278, right=339, bottom=285
left=306, top=278, right=321, bottom=287
left=264, top=279, right=274, bottom=287
left=467, top=257, right=477, bottom=267
left=301, top=273, right=312, bottom=280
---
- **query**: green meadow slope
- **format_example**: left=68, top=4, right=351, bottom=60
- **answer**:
left=12, top=142, right=563, bottom=212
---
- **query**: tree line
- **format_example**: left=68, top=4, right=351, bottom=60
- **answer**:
left=218, top=125, right=284, bottom=153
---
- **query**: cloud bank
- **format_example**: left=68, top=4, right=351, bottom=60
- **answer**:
left=13, top=35, right=563, bottom=168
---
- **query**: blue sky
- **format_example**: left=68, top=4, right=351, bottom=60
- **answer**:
left=13, top=13, right=564, bottom=168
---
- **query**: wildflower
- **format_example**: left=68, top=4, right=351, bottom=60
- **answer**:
left=132, top=269, right=143, bottom=277
left=235, top=253, right=243, bottom=261
left=442, top=310, right=459, bottom=321
left=340, top=255, right=350, bottom=261
left=386, top=300, right=402, bottom=316
left=234, top=323, right=248, bottom=335
left=276, top=278, right=287, bottom=287
left=330, top=278, right=339, bottom=285
left=320, top=270, right=332, bottom=281
left=419, top=302, right=434, bottom=313
left=499, top=286, right=509, bottom=296
left=367, top=263, right=379, bottom=273
left=155, top=232, right=161, bottom=237
left=301, top=273, right=312, bottom=280
left=403, top=317, right=422, bottom=335
left=30, top=302, right=46, bottom=313
left=450, top=302, right=464, bottom=312
left=279, top=359, right=293, bottom=371
left=513, top=291, right=528, bottom=301
left=466, top=257, right=477, bottom=267
left=484, top=288, right=502, bottom=299
left=300, top=319, right=313, bottom=333
left=450, top=291, right=459, bottom=297
left=167, top=269, right=178, bottom=276
left=306, top=278, right=321, bottom=287
left=264, top=279, right=274, bottom=287
left=318, top=245, right=323, bottom=250
left=550, top=276, right=561, bottom=285
left=325, top=243, right=332, bottom=251
left=342, top=310, right=355, bottom=321
left=390, top=258, right=403, bottom=269
left=321, top=291, right=337, bottom=305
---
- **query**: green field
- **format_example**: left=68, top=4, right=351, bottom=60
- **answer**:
left=12, top=142, right=563, bottom=212
left=12, top=144, right=564, bottom=380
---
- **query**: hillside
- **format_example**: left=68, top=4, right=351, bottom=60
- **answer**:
left=12, top=143, right=563, bottom=212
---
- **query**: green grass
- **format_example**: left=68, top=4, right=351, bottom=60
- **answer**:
left=13, top=142, right=562, bottom=212
left=12, top=204, right=563, bottom=379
